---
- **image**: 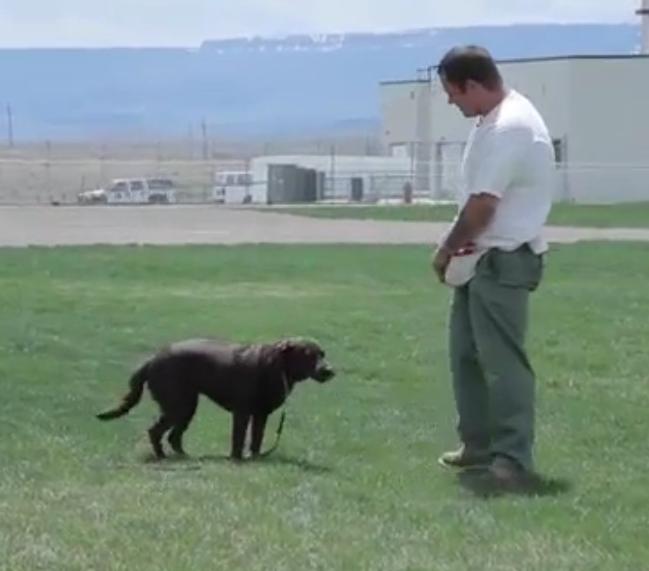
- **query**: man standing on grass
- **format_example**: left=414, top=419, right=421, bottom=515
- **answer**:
left=431, top=46, right=555, bottom=491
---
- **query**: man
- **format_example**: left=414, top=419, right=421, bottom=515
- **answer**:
left=432, top=46, right=554, bottom=490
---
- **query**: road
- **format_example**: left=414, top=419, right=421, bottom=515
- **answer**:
left=2, top=205, right=649, bottom=247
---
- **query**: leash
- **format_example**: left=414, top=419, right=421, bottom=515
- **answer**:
left=258, top=372, right=290, bottom=458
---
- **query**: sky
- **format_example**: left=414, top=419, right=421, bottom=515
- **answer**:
left=0, top=0, right=642, bottom=48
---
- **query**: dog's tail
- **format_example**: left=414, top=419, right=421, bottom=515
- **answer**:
left=96, top=360, right=150, bottom=421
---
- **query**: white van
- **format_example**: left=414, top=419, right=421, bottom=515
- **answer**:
left=213, top=171, right=263, bottom=204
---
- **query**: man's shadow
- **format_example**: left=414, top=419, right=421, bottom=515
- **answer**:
left=457, top=469, right=572, bottom=498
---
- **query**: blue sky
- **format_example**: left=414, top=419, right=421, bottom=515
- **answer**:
left=0, top=0, right=641, bottom=47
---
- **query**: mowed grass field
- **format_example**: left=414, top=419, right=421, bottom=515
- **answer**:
left=266, top=202, right=649, bottom=228
left=1, top=243, right=648, bottom=570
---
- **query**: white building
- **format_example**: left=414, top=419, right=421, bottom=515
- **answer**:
left=214, top=154, right=414, bottom=204
left=380, top=55, right=649, bottom=203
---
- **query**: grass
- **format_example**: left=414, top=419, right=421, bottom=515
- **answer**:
left=1, top=243, right=649, bottom=570
left=265, top=202, right=649, bottom=228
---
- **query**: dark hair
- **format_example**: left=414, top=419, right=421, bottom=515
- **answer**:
left=437, top=46, right=502, bottom=91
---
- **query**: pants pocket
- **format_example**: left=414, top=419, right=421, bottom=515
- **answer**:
left=489, top=247, right=543, bottom=291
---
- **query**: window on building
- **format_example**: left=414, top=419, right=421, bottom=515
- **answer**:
left=552, top=139, right=564, bottom=163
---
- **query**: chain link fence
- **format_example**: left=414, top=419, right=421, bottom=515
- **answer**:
left=0, top=158, right=243, bottom=204
left=1, top=156, right=648, bottom=205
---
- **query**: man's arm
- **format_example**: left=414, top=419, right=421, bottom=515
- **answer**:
left=432, top=193, right=499, bottom=282
left=442, top=193, right=499, bottom=252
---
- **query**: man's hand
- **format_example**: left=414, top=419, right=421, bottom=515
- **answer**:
left=432, top=245, right=453, bottom=283
left=431, top=193, right=499, bottom=284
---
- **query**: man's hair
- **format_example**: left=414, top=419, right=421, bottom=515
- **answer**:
left=437, top=46, right=502, bottom=91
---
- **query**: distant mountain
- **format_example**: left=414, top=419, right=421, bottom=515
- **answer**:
left=0, top=24, right=641, bottom=141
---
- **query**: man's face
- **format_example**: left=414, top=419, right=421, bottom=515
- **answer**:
left=440, top=76, right=481, bottom=118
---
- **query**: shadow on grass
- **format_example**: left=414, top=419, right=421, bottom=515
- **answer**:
left=457, top=469, right=573, bottom=499
left=196, top=452, right=332, bottom=474
left=137, top=453, right=204, bottom=471
left=123, top=451, right=331, bottom=474
left=255, top=452, right=332, bottom=474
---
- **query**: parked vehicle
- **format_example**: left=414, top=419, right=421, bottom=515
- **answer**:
left=212, top=171, right=257, bottom=204
left=77, top=178, right=177, bottom=205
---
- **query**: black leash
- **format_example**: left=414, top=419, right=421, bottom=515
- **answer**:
left=258, top=373, right=290, bottom=458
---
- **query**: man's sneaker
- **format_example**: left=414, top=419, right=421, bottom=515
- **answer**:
left=438, top=445, right=490, bottom=470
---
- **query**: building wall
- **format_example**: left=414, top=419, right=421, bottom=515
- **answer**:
left=379, top=80, right=437, bottom=193
left=414, top=60, right=575, bottom=199
left=427, top=60, right=573, bottom=142
left=382, top=56, right=649, bottom=203
left=502, top=59, right=573, bottom=201
left=250, top=154, right=412, bottom=203
left=379, top=80, right=429, bottom=153
left=565, top=57, right=649, bottom=202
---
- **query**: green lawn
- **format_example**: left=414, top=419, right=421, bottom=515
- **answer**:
left=1, top=244, right=648, bottom=570
left=265, top=202, right=649, bottom=228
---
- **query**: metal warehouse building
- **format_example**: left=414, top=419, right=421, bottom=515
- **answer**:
left=380, top=54, right=649, bottom=203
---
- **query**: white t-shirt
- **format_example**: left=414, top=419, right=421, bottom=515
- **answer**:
left=457, top=89, right=555, bottom=254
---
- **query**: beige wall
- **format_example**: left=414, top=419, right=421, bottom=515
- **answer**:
left=563, top=58, right=649, bottom=202
left=568, top=58, right=649, bottom=164
left=382, top=57, right=649, bottom=203
left=379, top=81, right=429, bottom=149
left=429, top=59, right=573, bottom=147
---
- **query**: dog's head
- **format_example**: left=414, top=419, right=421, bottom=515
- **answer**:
left=276, top=338, right=335, bottom=383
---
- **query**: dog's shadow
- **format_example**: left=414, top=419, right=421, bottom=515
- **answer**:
left=137, top=452, right=331, bottom=474
left=255, top=452, right=332, bottom=474
left=457, top=469, right=572, bottom=498
left=195, top=452, right=332, bottom=474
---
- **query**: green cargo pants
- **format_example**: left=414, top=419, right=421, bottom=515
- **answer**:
left=449, top=245, right=543, bottom=471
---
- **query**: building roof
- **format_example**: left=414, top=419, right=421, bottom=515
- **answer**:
left=379, top=78, right=430, bottom=86
left=381, top=53, right=649, bottom=85
left=494, top=53, right=649, bottom=65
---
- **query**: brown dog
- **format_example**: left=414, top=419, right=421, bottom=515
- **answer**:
left=96, top=337, right=334, bottom=460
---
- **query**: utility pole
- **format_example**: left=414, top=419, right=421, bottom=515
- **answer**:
left=200, top=118, right=210, bottom=200
left=638, top=0, right=649, bottom=54
left=45, top=140, right=52, bottom=200
left=188, top=122, right=194, bottom=159
left=201, top=118, right=208, bottom=161
left=329, top=144, right=336, bottom=200
left=6, top=104, right=14, bottom=148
